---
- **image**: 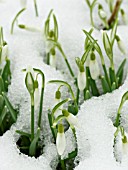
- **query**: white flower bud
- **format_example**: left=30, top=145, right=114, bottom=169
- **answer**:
left=1, top=45, right=8, bottom=63
left=99, top=9, right=107, bottom=19
left=20, top=0, right=27, bottom=8
left=49, top=54, right=56, bottom=68
left=56, top=124, right=66, bottom=155
left=25, top=26, right=41, bottom=32
left=45, top=41, right=53, bottom=53
left=89, top=59, right=100, bottom=80
left=122, top=142, right=128, bottom=155
left=117, top=40, right=126, bottom=54
left=77, top=71, right=86, bottom=91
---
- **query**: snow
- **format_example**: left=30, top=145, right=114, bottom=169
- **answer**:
left=0, top=0, right=128, bottom=170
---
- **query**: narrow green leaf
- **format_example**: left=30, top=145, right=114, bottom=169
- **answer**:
left=110, top=18, right=118, bottom=46
left=0, top=106, right=7, bottom=127
left=101, top=76, right=111, bottom=93
left=51, top=98, right=70, bottom=118
left=16, top=130, right=31, bottom=138
left=29, top=128, right=40, bottom=156
left=116, top=58, right=126, bottom=81
left=85, top=90, right=91, bottom=100
left=111, top=82, right=116, bottom=91
left=0, top=95, right=4, bottom=112
left=88, top=77, right=99, bottom=96
left=2, top=92, right=17, bottom=122
left=0, top=76, right=5, bottom=94
left=109, top=67, right=117, bottom=86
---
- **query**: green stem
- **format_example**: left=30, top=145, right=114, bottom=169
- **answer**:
left=46, top=53, right=50, bottom=65
left=65, top=58, right=75, bottom=77
left=34, top=0, right=39, bottom=17
left=60, top=159, right=66, bottom=170
left=38, top=87, right=44, bottom=127
left=90, top=9, right=94, bottom=27
left=31, top=95, right=34, bottom=141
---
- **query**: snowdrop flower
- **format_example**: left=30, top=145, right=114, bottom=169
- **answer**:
left=116, top=35, right=125, bottom=54
left=77, top=67, right=86, bottom=91
left=62, top=110, right=79, bottom=128
left=25, top=67, right=35, bottom=95
left=0, top=45, right=8, bottom=63
left=49, top=48, right=56, bottom=68
left=20, top=0, right=27, bottom=8
left=98, top=9, right=107, bottom=19
left=34, top=80, right=40, bottom=109
left=122, top=136, right=128, bottom=155
left=45, top=40, right=54, bottom=54
left=56, top=123, right=66, bottom=155
left=89, top=52, right=100, bottom=80
left=18, top=24, right=41, bottom=32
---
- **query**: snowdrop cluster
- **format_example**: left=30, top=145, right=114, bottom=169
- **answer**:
left=0, top=27, right=17, bottom=136
left=85, top=0, right=125, bottom=29
left=16, top=66, right=45, bottom=157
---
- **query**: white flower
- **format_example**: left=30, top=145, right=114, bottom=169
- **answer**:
left=117, top=40, right=126, bottom=54
left=99, top=9, right=107, bottom=19
left=62, top=110, right=79, bottom=128
left=56, top=124, right=66, bottom=155
left=34, top=87, right=40, bottom=109
left=122, top=142, right=128, bottom=155
left=77, top=71, right=86, bottom=91
left=1, top=45, right=8, bottom=63
left=20, top=0, right=27, bottom=8
left=45, top=40, right=53, bottom=53
left=49, top=54, right=56, bottom=68
left=27, top=66, right=35, bottom=79
left=89, top=59, right=100, bottom=80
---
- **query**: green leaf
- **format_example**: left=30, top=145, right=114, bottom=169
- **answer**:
left=102, top=31, right=113, bottom=61
left=85, top=90, right=91, bottom=100
left=116, top=58, right=126, bottom=83
left=109, top=67, right=117, bottom=86
left=16, top=130, right=31, bottom=138
left=0, top=76, right=5, bottom=94
left=2, top=59, right=11, bottom=91
left=84, top=28, right=94, bottom=50
left=48, top=112, right=57, bottom=141
left=81, top=40, right=96, bottom=64
left=53, top=14, right=59, bottom=41
left=110, top=18, right=118, bottom=46
left=83, top=29, right=104, bottom=64
left=111, top=82, right=116, bottom=91
left=51, top=98, right=70, bottom=118
left=29, top=128, right=40, bottom=156
left=88, top=77, right=99, bottom=96
left=101, top=76, right=111, bottom=93
left=0, top=106, right=7, bottom=127
left=2, top=92, right=17, bottom=122
left=0, top=95, right=4, bottom=112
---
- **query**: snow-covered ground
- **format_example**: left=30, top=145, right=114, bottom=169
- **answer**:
left=0, top=0, right=128, bottom=170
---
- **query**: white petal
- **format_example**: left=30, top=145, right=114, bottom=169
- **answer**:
left=67, top=114, right=79, bottom=128
left=49, top=54, right=56, bottom=68
left=20, top=0, right=27, bottom=8
left=89, top=60, right=100, bottom=80
left=122, top=142, right=128, bottom=155
left=34, top=88, right=40, bottom=109
left=56, top=132, right=66, bottom=155
left=1, top=45, right=8, bottom=62
left=118, top=41, right=126, bottom=54
left=77, top=71, right=86, bottom=91
left=99, top=9, right=106, bottom=19
left=25, top=26, right=41, bottom=32
left=45, top=41, right=53, bottom=53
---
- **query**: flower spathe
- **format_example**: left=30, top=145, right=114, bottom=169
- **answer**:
left=77, top=71, right=86, bottom=91
left=89, top=59, right=100, bottom=80
left=56, top=124, right=66, bottom=155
